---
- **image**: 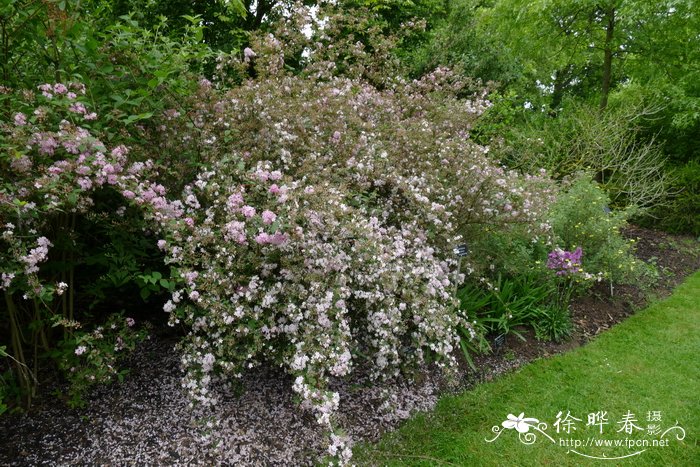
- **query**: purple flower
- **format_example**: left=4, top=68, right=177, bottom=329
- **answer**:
left=269, top=232, right=288, bottom=245
left=37, top=135, right=59, bottom=155
left=227, top=192, right=244, bottom=210
left=254, top=232, right=271, bottom=244
left=77, top=178, right=93, bottom=190
left=547, top=247, right=583, bottom=276
left=68, top=102, right=87, bottom=115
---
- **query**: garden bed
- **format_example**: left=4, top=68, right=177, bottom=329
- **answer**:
left=1, top=226, right=698, bottom=466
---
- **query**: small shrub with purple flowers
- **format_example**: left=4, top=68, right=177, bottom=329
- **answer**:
left=546, top=246, right=601, bottom=310
left=548, top=174, right=656, bottom=285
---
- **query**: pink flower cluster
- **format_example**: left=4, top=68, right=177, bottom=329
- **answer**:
left=21, top=237, right=52, bottom=274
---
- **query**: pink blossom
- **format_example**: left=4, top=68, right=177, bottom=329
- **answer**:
left=13, top=112, right=27, bottom=126
left=255, top=169, right=270, bottom=181
left=77, top=178, right=92, bottom=190
left=37, top=135, right=59, bottom=155
left=75, top=346, right=87, bottom=356
left=269, top=232, right=288, bottom=245
left=157, top=240, right=167, bottom=250
left=269, top=184, right=281, bottom=194
left=38, top=83, right=53, bottom=98
left=254, top=232, right=271, bottom=244
left=243, top=47, right=256, bottom=61
left=240, top=205, right=256, bottom=218
left=227, top=192, right=244, bottom=210
left=1, top=273, right=15, bottom=290
left=183, top=271, right=199, bottom=285
left=126, top=317, right=135, bottom=327
left=262, top=210, right=277, bottom=225
left=63, top=140, right=80, bottom=154
left=69, top=102, right=88, bottom=115
left=10, top=156, right=32, bottom=173
left=224, top=221, right=247, bottom=244
left=111, top=145, right=128, bottom=158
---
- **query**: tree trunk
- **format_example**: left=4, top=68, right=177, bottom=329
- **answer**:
left=550, top=64, right=573, bottom=115
left=599, top=6, right=616, bottom=111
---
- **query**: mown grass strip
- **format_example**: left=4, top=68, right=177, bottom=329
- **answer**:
left=356, top=272, right=700, bottom=466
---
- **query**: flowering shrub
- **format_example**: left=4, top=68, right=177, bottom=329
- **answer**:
left=134, top=16, right=560, bottom=461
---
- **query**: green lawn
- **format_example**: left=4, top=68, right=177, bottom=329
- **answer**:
left=355, top=272, right=700, bottom=466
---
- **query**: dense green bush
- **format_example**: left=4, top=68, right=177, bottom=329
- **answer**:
left=548, top=174, right=655, bottom=285
left=0, top=82, right=163, bottom=408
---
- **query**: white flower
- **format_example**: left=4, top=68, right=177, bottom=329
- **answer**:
left=75, top=346, right=87, bottom=356
left=502, top=413, right=539, bottom=433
